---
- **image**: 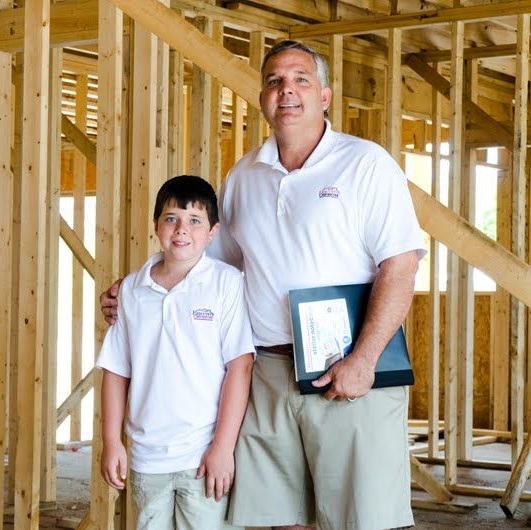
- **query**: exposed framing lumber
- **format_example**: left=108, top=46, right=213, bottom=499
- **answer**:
left=457, top=58, right=477, bottom=463
left=189, top=15, right=213, bottom=177
left=0, top=47, right=12, bottom=530
left=509, top=12, right=529, bottom=461
left=129, top=17, right=160, bottom=270
left=428, top=62, right=442, bottom=460
left=289, top=0, right=531, bottom=39
left=329, top=34, right=343, bottom=132
left=89, top=1, right=123, bottom=526
left=407, top=181, right=531, bottom=310
left=15, top=0, right=50, bottom=528
left=41, top=46, right=62, bottom=503
left=404, top=54, right=513, bottom=151
left=386, top=27, right=401, bottom=160
left=107, top=0, right=261, bottom=109
left=168, top=43, right=186, bottom=177
left=444, top=19, right=464, bottom=488
left=0, top=0, right=100, bottom=52
left=59, top=216, right=95, bottom=279
left=57, top=369, right=95, bottom=428
left=247, top=30, right=265, bottom=150
left=61, top=114, right=97, bottom=166
left=491, top=148, right=511, bottom=431
left=71, top=73, right=88, bottom=442
left=209, top=19, right=224, bottom=190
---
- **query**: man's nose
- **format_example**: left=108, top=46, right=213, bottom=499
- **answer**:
left=278, top=80, right=293, bottom=94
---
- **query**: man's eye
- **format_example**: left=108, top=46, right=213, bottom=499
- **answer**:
left=267, top=78, right=280, bottom=86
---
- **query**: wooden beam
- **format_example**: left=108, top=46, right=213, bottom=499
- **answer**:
left=0, top=0, right=100, bottom=53
left=408, top=181, right=531, bottom=310
left=61, top=114, right=97, bottom=166
left=107, top=0, right=261, bottom=109
left=289, top=1, right=531, bottom=39
left=329, top=34, right=343, bottom=132
left=247, top=30, right=265, bottom=150
left=56, top=369, right=94, bottom=428
left=404, top=54, right=514, bottom=150
left=59, top=216, right=95, bottom=279
left=419, top=44, right=518, bottom=63
left=15, top=0, right=50, bottom=528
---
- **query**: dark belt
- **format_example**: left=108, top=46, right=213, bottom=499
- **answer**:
left=261, top=343, right=294, bottom=355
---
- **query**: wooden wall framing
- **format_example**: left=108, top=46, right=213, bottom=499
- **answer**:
left=2, top=0, right=531, bottom=527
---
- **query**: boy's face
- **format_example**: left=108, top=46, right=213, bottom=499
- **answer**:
left=154, top=200, right=219, bottom=267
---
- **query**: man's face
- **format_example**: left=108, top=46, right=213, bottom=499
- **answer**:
left=259, top=49, right=331, bottom=133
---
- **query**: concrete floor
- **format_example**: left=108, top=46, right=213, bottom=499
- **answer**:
left=5, top=443, right=531, bottom=529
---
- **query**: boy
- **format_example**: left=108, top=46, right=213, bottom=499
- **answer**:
left=96, top=175, right=254, bottom=530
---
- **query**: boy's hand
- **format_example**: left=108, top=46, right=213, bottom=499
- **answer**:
left=100, top=279, right=122, bottom=325
left=196, top=442, right=234, bottom=502
left=101, top=439, right=128, bottom=490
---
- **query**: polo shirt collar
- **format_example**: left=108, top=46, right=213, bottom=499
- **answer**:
left=133, top=251, right=210, bottom=290
left=255, top=119, right=336, bottom=171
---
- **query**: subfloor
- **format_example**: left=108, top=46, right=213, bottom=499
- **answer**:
left=4, top=442, right=531, bottom=529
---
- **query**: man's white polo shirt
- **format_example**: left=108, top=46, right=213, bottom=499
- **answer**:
left=96, top=252, right=255, bottom=474
left=213, top=120, right=427, bottom=347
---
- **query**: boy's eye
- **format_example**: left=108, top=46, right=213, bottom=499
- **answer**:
left=190, top=218, right=201, bottom=225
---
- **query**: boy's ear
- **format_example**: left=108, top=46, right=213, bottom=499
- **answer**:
left=209, top=222, right=220, bottom=241
left=153, top=218, right=159, bottom=232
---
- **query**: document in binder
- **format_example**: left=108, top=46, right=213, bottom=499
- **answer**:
left=288, top=282, right=414, bottom=395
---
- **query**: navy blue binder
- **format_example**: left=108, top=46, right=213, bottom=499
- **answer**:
left=288, top=283, right=414, bottom=395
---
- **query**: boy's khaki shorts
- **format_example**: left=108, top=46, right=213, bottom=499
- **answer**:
left=228, top=350, right=414, bottom=530
left=130, top=468, right=242, bottom=530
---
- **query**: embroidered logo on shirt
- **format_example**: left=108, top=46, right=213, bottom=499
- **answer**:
left=318, top=186, right=340, bottom=199
left=193, top=308, right=214, bottom=321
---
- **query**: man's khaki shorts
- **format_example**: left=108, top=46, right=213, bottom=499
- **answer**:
left=228, top=350, right=414, bottom=530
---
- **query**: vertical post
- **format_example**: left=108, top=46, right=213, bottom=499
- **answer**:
left=0, top=46, right=13, bottom=529
left=15, top=0, right=50, bottom=528
left=329, top=34, right=343, bottom=132
left=444, top=18, right=464, bottom=487
left=90, top=1, right=124, bottom=527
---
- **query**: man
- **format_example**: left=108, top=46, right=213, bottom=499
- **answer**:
left=102, top=40, right=425, bottom=530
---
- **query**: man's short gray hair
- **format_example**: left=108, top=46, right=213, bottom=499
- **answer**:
left=260, top=40, right=329, bottom=89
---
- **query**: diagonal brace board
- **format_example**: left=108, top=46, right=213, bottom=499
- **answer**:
left=404, top=54, right=514, bottom=150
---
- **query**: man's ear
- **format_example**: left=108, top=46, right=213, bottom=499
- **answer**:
left=321, top=86, right=332, bottom=111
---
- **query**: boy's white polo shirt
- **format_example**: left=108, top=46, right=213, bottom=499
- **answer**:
left=215, top=120, right=427, bottom=347
left=96, top=252, right=255, bottom=474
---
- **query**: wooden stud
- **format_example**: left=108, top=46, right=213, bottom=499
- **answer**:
left=386, top=28, right=401, bottom=160
left=457, top=58, right=477, bottom=462
left=89, top=1, right=123, bottom=527
left=167, top=44, right=185, bottom=178
left=40, top=46, right=62, bottom=503
left=428, top=62, right=442, bottom=460
left=444, top=19, right=464, bottom=488
left=209, top=19, right=223, bottom=190
left=189, top=16, right=212, bottom=177
left=129, top=17, right=160, bottom=270
left=247, top=31, right=265, bottom=151
left=329, top=34, right=343, bottom=132
left=491, top=149, right=511, bottom=431
left=0, top=46, right=12, bottom=530
left=71, top=73, right=88, bottom=442
left=509, top=12, right=529, bottom=461
left=231, top=91, right=244, bottom=167
left=14, top=0, right=50, bottom=528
